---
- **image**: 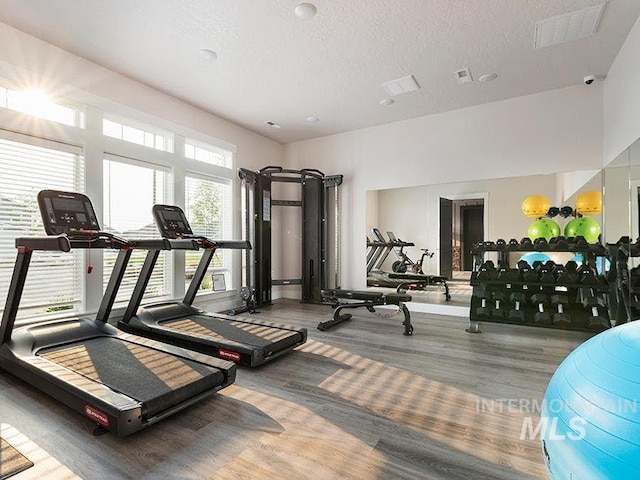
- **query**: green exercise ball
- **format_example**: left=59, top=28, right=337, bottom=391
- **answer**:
left=564, top=217, right=601, bottom=243
left=527, top=219, right=561, bottom=241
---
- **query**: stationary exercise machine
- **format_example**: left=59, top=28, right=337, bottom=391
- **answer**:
left=238, top=166, right=343, bottom=305
left=116, top=204, right=307, bottom=367
left=0, top=190, right=236, bottom=436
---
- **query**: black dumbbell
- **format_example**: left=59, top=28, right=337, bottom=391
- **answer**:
left=574, top=235, right=589, bottom=248
left=497, top=265, right=521, bottom=282
left=496, top=238, right=506, bottom=249
left=578, top=265, right=599, bottom=285
left=517, top=260, right=538, bottom=283
left=531, top=293, right=551, bottom=324
left=520, top=237, right=534, bottom=250
left=491, top=290, right=507, bottom=318
left=550, top=294, right=571, bottom=326
left=474, top=285, right=492, bottom=319
left=509, top=292, right=526, bottom=322
left=508, top=238, right=519, bottom=246
left=476, top=260, right=498, bottom=281
left=538, top=263, right=556, bottom=284
left=534, top=238, right=549, bottom=251
left=579, top=288, right=610, bottom=330
left=548, top=235, right=569, bottom=250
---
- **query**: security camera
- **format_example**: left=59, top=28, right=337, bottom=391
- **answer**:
left=583, top=74, right=596, bottom=85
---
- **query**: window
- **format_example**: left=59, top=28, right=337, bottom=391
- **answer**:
left=103, top=118, right=173, bottom=152
left=184, top=174, right=233, bottom=293
left=103, top=157, right=171, bottom=305
left=185, top=140, right=232, bottom=168
left=0, top=136, right=84, bottom=319
left=0, top=86, right=83, bottom=127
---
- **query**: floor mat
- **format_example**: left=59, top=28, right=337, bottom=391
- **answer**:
left=0, top=437, right=34, bottom=479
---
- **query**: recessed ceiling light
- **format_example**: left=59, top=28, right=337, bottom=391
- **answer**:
left=295, top=3, right=317, bottom=19
left=306, top=116, right=320, bottom=123
left=478, top=73, right=498, bottom=83
left=265, top=121, right=281, bottom=129
left=379, top=98, right=395, bottom=106
left=200, top=48, right=218, bottom=62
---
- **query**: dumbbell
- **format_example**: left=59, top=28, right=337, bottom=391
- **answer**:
left=508, top=238, right=519, bottom=247
left=490, top=290, right=507, bottom=318
left=578, top=264, right=599, bottom=285
left=579, top=288, right=610, bottom=330
left=538, top=263, right=556, bottom=284
left=534, top=237, right=549, bottom=251
left=517, top=260, right=538, bottom=283
left=531, top=293, right=551, bottom=324
left=508, top=292, right=526, bottom=322
left=473, top=284, right=492, bottom=319
left=548, top=235, right=569, bottom=250
left=476, top=260, right=498, bottom=281
left=497, top=264, right=520, bottom=282
left=550, top=294, right=571, bottom=326
left=553, top=263, right=578, bottom=284
left=520, top=237, right=533, bottom=250
left=496, top=238, right=506, bottom=249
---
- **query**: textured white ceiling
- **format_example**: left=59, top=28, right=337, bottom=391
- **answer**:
left=0, top=0, right=638, bottom=144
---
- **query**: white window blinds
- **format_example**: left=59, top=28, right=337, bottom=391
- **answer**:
left=0, top=135, right=84, bottom=319
left=184, top=173, right=233, bottom=293
left=103, top=156, right=170, bottom=305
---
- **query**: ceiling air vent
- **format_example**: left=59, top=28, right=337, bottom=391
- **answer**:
left=534, top=3, right=605, bottom=49
left=454, top=68, right=473, bottom=85
left=382, top=75, right=420, bottom=96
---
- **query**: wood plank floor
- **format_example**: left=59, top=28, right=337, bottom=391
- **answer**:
left=0, top=299, right=592, bottom=479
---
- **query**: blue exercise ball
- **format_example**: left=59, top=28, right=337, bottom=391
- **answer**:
left=541, top=322, right=640, bottom=479
left=519, top=252, right=550, bottom=267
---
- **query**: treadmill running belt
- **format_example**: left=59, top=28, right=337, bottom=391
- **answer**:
left=163, top=316, right=300, bottom=348
left=39, top=337, right=224, bottom=417
left=0, top=437, right=34, bottom=479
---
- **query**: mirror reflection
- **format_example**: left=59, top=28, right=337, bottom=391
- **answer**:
left=366, top=170, right=603, bottom=307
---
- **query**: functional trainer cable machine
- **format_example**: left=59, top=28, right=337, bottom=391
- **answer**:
left=238, top=166, right=343, bottom=306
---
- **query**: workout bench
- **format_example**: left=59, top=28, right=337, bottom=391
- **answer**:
left=318, top=289, right=414, bottom=335
left=388, top=272, right=451, bottom=300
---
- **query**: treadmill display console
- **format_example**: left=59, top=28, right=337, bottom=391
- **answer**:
left=37, top=190, right=100, bottom=235
left=152, top=205, right=194, bottom=238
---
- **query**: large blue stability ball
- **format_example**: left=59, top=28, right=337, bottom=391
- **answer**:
left=541, top=322, right=640, bottom=479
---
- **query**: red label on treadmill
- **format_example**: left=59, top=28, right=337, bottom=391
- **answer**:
left=218, top=349, right=241, bottom=362
left=85, top=405, right=109, bottom=427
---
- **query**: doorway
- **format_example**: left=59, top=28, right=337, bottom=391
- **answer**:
left=460, top=204, right=484, bottom=271
left=440, top=197, right=485, bottom=279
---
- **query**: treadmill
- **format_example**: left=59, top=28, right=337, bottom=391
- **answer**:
left=0, top=190, right=236, bottom=436
left=116, top=204, right=307, bottom=367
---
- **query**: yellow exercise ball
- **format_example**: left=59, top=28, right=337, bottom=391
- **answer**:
left=575, top=190, right=602, bottom=215
left=521, top=195, right=551, bottom=219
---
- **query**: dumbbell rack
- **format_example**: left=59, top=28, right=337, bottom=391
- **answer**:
left=467, top=239, right=612, bottom=333
left=607, top=240, right=640, bottom=324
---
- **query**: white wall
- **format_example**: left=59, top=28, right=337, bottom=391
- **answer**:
left=604, top=16, right=640, bottom=165
left=285, top=85, right=604, bottom=289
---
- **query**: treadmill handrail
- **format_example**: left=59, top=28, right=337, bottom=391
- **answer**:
left=15, top=235, right=71, bottom=252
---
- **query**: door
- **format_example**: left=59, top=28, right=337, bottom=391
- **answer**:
left=461, top=205, right=484, bottom=271
left=439, top=198, right=453, bottom=279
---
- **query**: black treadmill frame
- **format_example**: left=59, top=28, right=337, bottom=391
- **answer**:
left=0, top=233, right=236, bottom=436
left=117, top=209, right=307, bottom=367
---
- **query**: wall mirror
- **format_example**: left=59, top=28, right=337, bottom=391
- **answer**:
left=366, top=169, right=603, bottom=308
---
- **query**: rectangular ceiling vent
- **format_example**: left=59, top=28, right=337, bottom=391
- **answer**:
left=382, top=75, right=420, bottom=96
left=534, top=3, right=605, bottom=49
left=454, top=67, right=473, bottom=85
